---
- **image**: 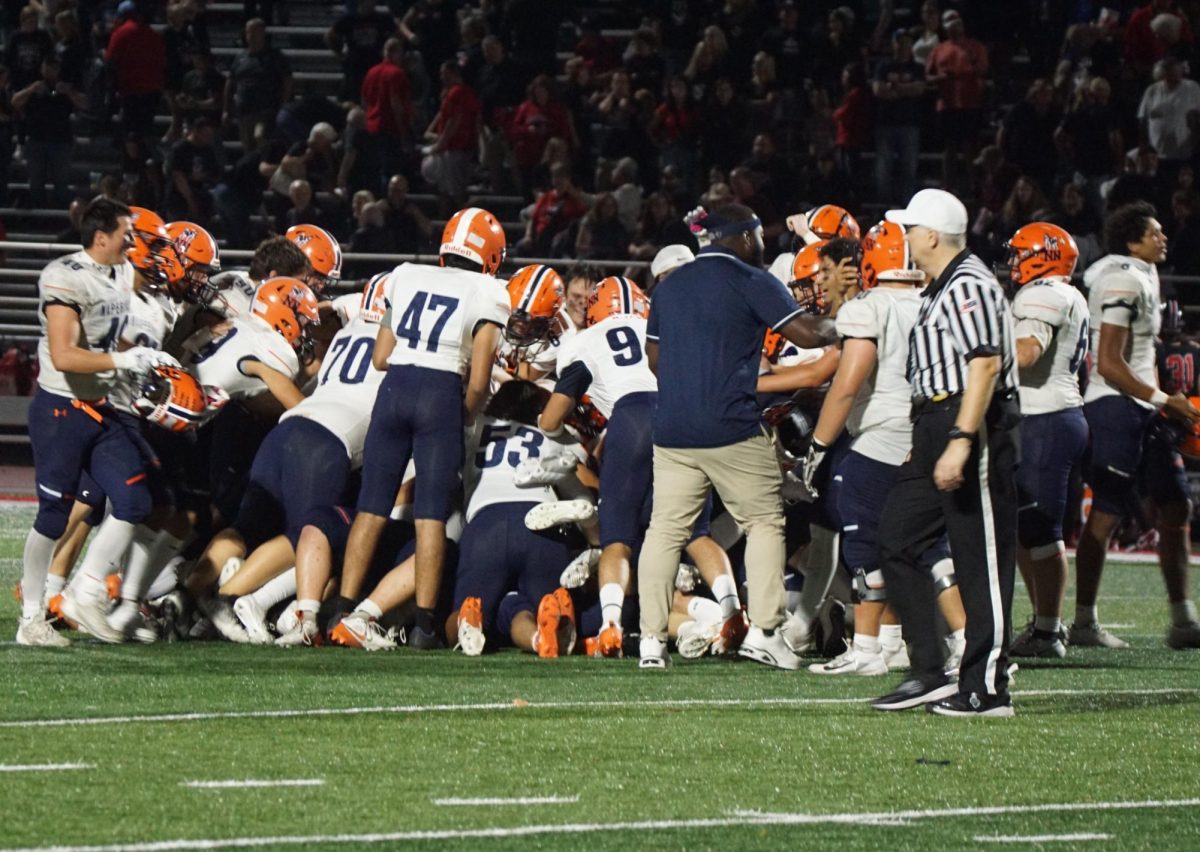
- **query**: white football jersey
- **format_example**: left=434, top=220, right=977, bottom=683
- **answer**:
left=109, top=288, right=180, bottom=414
left=384, top=263, right=509, bottom=375
left=331, top=292, right=362, bottom=326
left=1082, top=254, right=1161, bottom=408
left=1012, top=276, right=1089, bottom=415
left=181, top=314, right=299, bottom=400
left=554, top=315, right=658, bottom=418
left=207, top=269, right=257, bottom=319
left=280, top=317, right=384, bottom=467
left=463, top=416, right=581, bottom=522
left=36, top=250, right=135, bottom=400
left=835, top=286, right=923, bottom=465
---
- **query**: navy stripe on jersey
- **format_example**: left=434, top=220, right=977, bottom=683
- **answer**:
left=907, top=252, right=1019, bottom=399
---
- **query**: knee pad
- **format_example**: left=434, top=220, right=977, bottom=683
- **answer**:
left=33, top=493, right=73, bottom=540
left=931, top=558, right=956, bottom=594
left=851, top=567, right=887, bottom=603
left=1029, top=541, right=1065, bottom=560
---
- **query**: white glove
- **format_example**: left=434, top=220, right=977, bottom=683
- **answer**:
left=800, top=439, right=830, bottom=498
left=112, top=346, right=181, bottom=373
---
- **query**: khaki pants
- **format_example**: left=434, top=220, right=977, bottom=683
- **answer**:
left=638, top=433, right=787, bottom=639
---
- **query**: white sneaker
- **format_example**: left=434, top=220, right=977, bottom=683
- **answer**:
left=274, top=599, right=299, bottom=636
left=233, top=596, right=272, bottom=644
left=560, top=548, right=601, bottom=588
left=16, top=617, right=71, bottom=647
left=1166, top=620, right=1200, bottom=650
left=675, top=619, right=719, bottom=659
left=332, top=612, right=398, bottom=651
left=674, top=563, right=700, bottom=593
left=882, top=641, right=911, bottom=671
left=218, top=556, right=243, bottom=587
left=780, top=610, right=813, bottom=654
left=1069, top=621, right=1129, bottom=649
left=524, top=499, right=597, bottom=531
left=275, top=611, right=319, bottom=647
left=109, top=600, right=158, bottom=644
left=944, top=633, right=966, bottom=676
left=514, top=454, right=578, bottom=487
left=639, top=635, right=671, bottom=669
left=739, top=625, right=802, bottom=670
left=199, top=596, right=251, bottom=643
left=60, top=590, right=123, bottom=643
left=808, top=645, right=888, bottom=676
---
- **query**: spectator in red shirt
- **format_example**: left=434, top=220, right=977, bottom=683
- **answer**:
left=650, top=76, right=699, bottom=194
left=362, top=38, right=412, bottom=183
left=508, top=75, right=575, bottom=189
left=833, top=62, right=871, bottom=180
left=105, top=1, right=166, bottom=142
left=1125, top=1, right=1195, bottom=72
left=926, top=10, right=988, bottom=193
left=420, top=61, right=481, bottom=207
left=516, top=161, right=590, bottom=256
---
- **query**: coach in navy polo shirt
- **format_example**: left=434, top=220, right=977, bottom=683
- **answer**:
left=638, top=203, right=835, bottom=669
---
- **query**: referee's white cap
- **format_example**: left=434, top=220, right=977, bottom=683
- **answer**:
left=651, top=244, right=695, bottom=279
left=885, top=189, right=969, bottom=235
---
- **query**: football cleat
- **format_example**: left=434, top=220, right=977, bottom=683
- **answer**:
left=274, top=599, right=299, bottom=636
left=60, top=589, right=123, bottom=643
left=109, top=599, right=158, bottom=644
left=233, top=596, right=273, bottom=645
left=524, top=500, right=597, bottom=531
left=534, top=589, right=576, bottom=658
left=156, top=590, right=192, bottom=642
left=198, top=595, right=251, bottom=643
left=674, top=563, right=701, bottom=593
left=275, top=611, right=320, bottom=647
left=812, top=598, right=848, bottom=659
left=882, top=641, right=911, bottom=671
left=560, top=548, right=600, bottom=589
left=1068, top=621, right=1129, bottom=649
left=47, top=594, right=79, bottom=630
left=513, top=454, right=578, bottom=488
left=675, top=619, right=718, bottom=659
left=808, top=645, right=888, bottom=676
left=1010, top=631, right=1067, bottom=658
left=871, top=675, right=958, bottom=711
left=739, top=626, right=802, bottom=670
left=16, top=617, right=71, bottom=647
left=1012, top=617, right=1035, bottom=649
left=639, top=635, right=671, bottom=669
left=1166, top=620, right=1200, bottom=650
left=218, top=556, right=243, bottom=587
left=456, top=596, right=486, bottom=656
left=596, top=621, right=623, bottom=658
left=712, top=610, right=749, bottom=655
left=780, top=609, right=813, bottom=654
left=106, top=574, right=122, bottom=601
left=406, top=624, right=443, bottom=650
left=331, top=612, right=398, bottom=651
left=926, top=691, right=1015, bottom=718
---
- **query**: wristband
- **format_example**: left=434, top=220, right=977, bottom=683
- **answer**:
left=110, top=350, right=135, bottom=371
left=948, top=426, right=976, bottom=443
left=1150, top=389, right=1169, bottom=409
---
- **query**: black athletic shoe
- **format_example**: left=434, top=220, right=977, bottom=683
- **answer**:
left=926, top=691, right=1015, bottom=718
left=813, top=598, right=848, bottom=659
left=407, top=624, right=447, bottom=650
left=871, top=675, right=958, bottom=711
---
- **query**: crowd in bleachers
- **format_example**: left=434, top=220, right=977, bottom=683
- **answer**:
left=4, top=1, right=1200, bottom=293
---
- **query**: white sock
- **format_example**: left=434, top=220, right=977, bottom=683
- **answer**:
left=1170, top=599, right=1197, bottom=627
left=599, top=582, right=623, bottom=627
left=122, top=525, right=161, bottom=603
left=1075, top=604, right=1098, bottom=626
left=796, top=526, right=839, bottom=623
left=711, top=573, right=739, bottom=619
left=297, top=598, right=320, bottom=615
left=21, top=529, right=56, bottom=620
left=949, top=627, right=965, bottom=646
left=1034, top=615, right=1062, bottom=634
left=686, top=597, right=722, bottom=626
left=250, top=568, right=297, bottom=610
left=356, top=598, right=383, bottom=620
left=853, top=632, right=880, bottom=656
left=73, top=517, right=136, bottom=601
left=879, top=623, right=903, bottom=653
left=44, top=572, right=66, bottom=600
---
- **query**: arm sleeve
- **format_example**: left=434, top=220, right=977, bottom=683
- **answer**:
left=1012, top=285, right=1065, bottom=349
left=834, top=295, right=881, bottom=341
left=943, top=278, right=1006, bottom=360
left=553, top=359, right=593, bottom=401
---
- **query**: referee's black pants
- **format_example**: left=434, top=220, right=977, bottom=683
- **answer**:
left=877, top=394, right=1020, bottom=697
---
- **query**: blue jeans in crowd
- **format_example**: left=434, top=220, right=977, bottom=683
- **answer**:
left=25, top=140, right=71, bottom=208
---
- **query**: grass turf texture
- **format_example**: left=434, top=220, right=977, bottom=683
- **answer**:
left=0, top=503, right=1197, bottom=851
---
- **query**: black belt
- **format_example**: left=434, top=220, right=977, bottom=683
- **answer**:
left=911, top=389, right=1019, bottom=420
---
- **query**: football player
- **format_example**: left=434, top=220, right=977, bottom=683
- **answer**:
left=337, top=207, right=509, bottom=649
left=1075, top=202, right=1200, bottom=649
left=499, top=263, right=566, bottom=387
left=19, top=199, right=171, bottom=646
left=183, top=236, right=310, bottom=331
left=1005, top=222, right=1090, bottom=658
left=285, top=223, right=343, bottom=296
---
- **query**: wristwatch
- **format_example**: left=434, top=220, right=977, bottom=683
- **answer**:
left=947, top=426, right=976, bottom=443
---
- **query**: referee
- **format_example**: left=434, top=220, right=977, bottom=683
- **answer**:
left=873, top=189, right=1021, bottom=717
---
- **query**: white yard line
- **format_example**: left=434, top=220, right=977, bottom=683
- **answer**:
left=1, top=798, right=1193, bottom=852
left=0, top=763, right=94, bottom=773
left=432, top=795, right=579, bottom=806
left=974, top=834, right=1113, bottom=844
left=180, top=780, right=324, bottom=790
left=0, top=688, right=1195, bottom=730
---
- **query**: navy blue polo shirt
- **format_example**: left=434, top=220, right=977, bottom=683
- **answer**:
left=647, top=245, right=803, bottom=448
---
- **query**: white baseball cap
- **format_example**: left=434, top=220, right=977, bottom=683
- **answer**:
left=651, top=244, right=695, bottom=279
left=885, top=189, right=968, bottom=235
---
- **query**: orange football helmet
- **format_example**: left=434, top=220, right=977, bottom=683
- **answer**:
left=586, top=276, right=650, bottom=327
left=166, top=221, right=221, bottom=305
left=860, top=221, right=925, bottom=289
left=132, top=365, right=225, bottom=432
left=440, top=207, right=507, bottom=276
left=506, top=264, right=565, bottom=346
left=807, top=205, right=860, bottom=240
left=791, top=240, right=828, bottom=314
left=285, top=224, right=342, bottom=294
left=1180, top=398, right=1200, bottom=460
left=127, top=206, right=184, bottom=289
left=1005, top=222, right=1079, bottom=286
left=359, top=271, right=390, bottom=324
left=252, top=277, right=321, bottom=360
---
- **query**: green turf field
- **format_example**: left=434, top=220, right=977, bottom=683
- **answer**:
left=0, top=503, right=1198, bottom=851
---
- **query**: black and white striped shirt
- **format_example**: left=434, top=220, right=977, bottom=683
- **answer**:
left=907, top=251, right=1019, bottom=401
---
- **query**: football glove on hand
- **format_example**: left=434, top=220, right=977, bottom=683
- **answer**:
left=113, top=346, right=182, bottom=373
left=800, top=438, right=829, bottom=498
